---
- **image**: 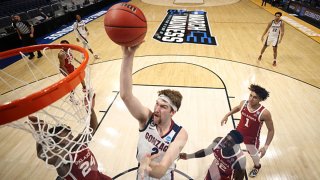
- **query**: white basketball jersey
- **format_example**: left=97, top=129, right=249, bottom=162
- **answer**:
left=73, top=20, right=87, bottom=38
left=268, top=20, right=282, bottom=38
left=137, top=117, right=182, bottom=180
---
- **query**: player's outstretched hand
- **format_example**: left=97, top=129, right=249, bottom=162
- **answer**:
left=121, top=41, right=144, bottom=57
left=138, top=153, right=160, bottom=179
left=221, top=117, right=228, bottom=126
left=258, top=147, right=267, bottom=158
left=178, top=153, right=188, bottom=160
left=27, top=116, right=48, bottom=132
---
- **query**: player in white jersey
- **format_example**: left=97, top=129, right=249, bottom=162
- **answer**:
left=120, top=44, right=188, bottom=179
left=137, top=117, right=182, bottom=179
left=73, top=14, right=100, bottom=59
left=258, top=12, right=285, bottom=66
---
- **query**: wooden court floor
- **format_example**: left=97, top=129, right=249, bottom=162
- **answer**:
left=1, top=0, right=320, bottom=179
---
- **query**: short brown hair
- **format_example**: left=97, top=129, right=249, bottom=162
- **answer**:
left=158, top=89, right=183, bottom=111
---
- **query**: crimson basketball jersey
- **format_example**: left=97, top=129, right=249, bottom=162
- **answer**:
left=206, top=138, right=245, bottom=180
left=236, top=101, right=266, bottom=138
left=63, top=148, right=111, bottom=180
left=62, top=50, right=75, bottom=74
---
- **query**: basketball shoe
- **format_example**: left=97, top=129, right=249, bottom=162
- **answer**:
left=249, top=164, right=261, bottom=177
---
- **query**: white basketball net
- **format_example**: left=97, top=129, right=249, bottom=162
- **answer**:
left=0, top=45, right=94, bottom=169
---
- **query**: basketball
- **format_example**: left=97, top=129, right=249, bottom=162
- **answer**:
left=104, top=3, right=147, bottom=47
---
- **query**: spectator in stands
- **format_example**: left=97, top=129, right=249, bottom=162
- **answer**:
left=39, top=8, right=50, bottom=20
left=12, top=15, right=42, bottom=59
left=10, top=15, right=15, bottom=25
left=84, top=0, right=90, bottom=5
left=271, top=0, right=280, bottom=7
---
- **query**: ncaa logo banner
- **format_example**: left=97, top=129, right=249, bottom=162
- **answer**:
left=153, top=9, right=217, bottom=45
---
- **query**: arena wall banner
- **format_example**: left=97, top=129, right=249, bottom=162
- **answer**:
left=288, top=2, right=320, bottom=25
left=153, top=9, right=217, bottom=45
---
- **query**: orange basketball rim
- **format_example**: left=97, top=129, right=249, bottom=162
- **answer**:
left=0, top=44, right=89, bottom=125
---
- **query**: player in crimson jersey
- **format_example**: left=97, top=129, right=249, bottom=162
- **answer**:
left=179, top=130, right=246, bottom=180
left=28, top=95, right=112, bottom=180
left=221, top=84, right=274, bottom=177
left=58, top=40, right=86, bottom=90
left=58, top=40, right=92, bottom=105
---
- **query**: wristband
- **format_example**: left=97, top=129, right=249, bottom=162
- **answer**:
left=264, top=145, right=269, bottom=150
left=186, top=154, right=194, bottom=159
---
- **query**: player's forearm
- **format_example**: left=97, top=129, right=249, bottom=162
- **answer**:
left=30, top=26, right=34, bottom=35
left=262, top=30, right=268, bottom=37
left=280, top=33, right=284, bottom=41
left=262, top=26, right=270, bottom=37
left=59, top=66, right=69, bottom=76
left=89, top=108, right=98, bottom=133
left=264, top=129, right=274, bottom=148
left=225, top=106, right=240, bottom=118
left=120, top=54, right=134, bottom=100
left=186, top=149, right=208, bottom=159
left=56, top=165, right=69, bottom=178
left=16, top=30, right=21, bottom=37
left=148, top=163, right=167, bottom=179
left=74, top=30, right=79, bottom=38
left=36, top=143, right=43, bottom=158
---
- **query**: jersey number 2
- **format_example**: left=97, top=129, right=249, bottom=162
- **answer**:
left=79, top=155, right=95, bottom=177
left=151, top=147, right=159, bottom=156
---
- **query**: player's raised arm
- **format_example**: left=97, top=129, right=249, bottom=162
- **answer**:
left=120, top=43, right=152, bottom=128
